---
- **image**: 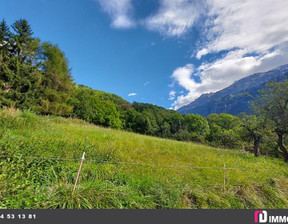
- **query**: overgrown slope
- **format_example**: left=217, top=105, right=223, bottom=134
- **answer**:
left=0, top=109, right=288, bottom=209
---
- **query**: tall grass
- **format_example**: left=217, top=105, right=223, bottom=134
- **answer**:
left=0, top=108, right=288, bottom=208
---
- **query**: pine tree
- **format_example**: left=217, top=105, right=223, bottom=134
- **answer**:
left=0, top=19, right=11, bottom=54
left=11, top=19, right=39, bottom=63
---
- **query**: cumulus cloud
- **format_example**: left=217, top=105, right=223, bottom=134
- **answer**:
left=96, top=0, right=288, bottom=110
left=97, top=0, right=135, bottom=29
left=144, top=0, right=205, bottom=37
left=173, top=44, right=288, bottom=109
left=168, top=90, right=176, bottom=100
left=171, top=0, right=288, bottom=109
left=171, top=64, right=197, bottom=91
left=128, top=92, right=137, bottom=97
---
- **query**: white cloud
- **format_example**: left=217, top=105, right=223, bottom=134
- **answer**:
left=144, top=0, right=205, bottom=37
left=96, top=0, right=205, bottom=35
left=201, top=0, right=288, bottom=56
left=97, top=0, right=135, bottom=29
left=144, top=81, right=150, bottom=86
left=168, top=90, right=176, bottom=100
left=172, top=44, right=288, bottom=109
left=171, top=64, right=198, bottom=91
left=171, top=0, right=288, bottom=109
left=128, top=92, right=137, bottom=97
left=96, top=0, right=288, bottom=110
left=196, top=48, right=208, bottom=59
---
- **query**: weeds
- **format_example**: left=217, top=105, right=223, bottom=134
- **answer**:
left=0, top=109, right=288, bottom=208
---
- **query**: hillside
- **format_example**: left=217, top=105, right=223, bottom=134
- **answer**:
left=1, top=108, right=288, bottom=209
left=2, top=18, right=284, bottom=155
left=178, top=64, right=288, bottom=116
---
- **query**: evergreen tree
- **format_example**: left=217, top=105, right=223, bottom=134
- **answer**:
left=0, top=19, right=11, bottom=56
left=38, top=42, right=73, bottom=115
left=11, top=19, right=39, bottom=63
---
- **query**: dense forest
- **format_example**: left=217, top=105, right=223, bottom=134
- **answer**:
left=1, top=19, right=288, bottom=162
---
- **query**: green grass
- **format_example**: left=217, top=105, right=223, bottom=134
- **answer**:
left=0, top=108, right=288, bottom=209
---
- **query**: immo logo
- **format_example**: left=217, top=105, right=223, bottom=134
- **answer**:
left=255, top=211, right=268, bottom=223
left=255, top=210, right=288, bottom=223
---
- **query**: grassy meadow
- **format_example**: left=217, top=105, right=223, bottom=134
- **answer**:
left=0, top=108, right=288, bottom=209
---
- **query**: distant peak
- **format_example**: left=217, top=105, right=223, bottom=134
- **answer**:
left=177, top=64, right=288, bottom=116
left=272, top=64, right=288, bottom=71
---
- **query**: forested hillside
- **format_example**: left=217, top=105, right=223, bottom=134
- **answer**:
left=1, top=19, right=288, bottom=163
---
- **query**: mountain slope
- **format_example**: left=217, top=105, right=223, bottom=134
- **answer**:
left=178, top=64, right=288, bottom=116
left=1, top=109, right=288, bottom=208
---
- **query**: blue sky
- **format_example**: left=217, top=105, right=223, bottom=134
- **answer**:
left=1, top=0, right=288, bottom=109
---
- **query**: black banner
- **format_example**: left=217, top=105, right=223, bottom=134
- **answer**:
left=1, top=209, right=288, bottom=224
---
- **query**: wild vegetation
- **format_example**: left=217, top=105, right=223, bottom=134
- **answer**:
left=1, top=19, right=288, bottom=162
left=0, top=108, right=288, bottom=209
left=1, top=18, right=288, bottom=209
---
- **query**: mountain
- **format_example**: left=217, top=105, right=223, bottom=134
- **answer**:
left=177, top=64, right=288, bottom=116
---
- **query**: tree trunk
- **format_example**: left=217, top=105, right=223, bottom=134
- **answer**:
left=276, top=131, right=288, bottom=163
left=253, top=136, right=261, bottom=157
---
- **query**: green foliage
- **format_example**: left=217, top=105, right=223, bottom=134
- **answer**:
left=183, top=114, right=209, bottom=142
left=11, top=19, right=39, bottom=63
left=132, top=102, right=185, bottom=138
left=0, top=19, right=73, bottom=116
left=0, top=19, right=10, bottom=57
left=238, top=113, right=274, bottom=156
left=174, top=129, right=191, bottom=141
left=206, top=114, right=242, bottom=148
left=207, top=113, right=241, bottom=130
left=239, top=114, right=270, bottom=137
left=71, top=86, right=122, bottom=128
left=252, top=79, right=288, bottom=162
left=261, top=135, right=279, bottom=157
left=135, top=110, right=159, bottom=135
left=253, top=80, right=288, bottom=133
left=37, top=42, right=73, bottom=115
left=184, top=114, right=209, bottom=135
left=1, top=18, right=283, bottom=160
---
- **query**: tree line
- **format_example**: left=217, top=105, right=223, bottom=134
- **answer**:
left=1, top=19, right=288, bottom=162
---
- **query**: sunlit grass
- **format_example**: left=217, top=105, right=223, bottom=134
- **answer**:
left=0, top=108, right=288, bottom=208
